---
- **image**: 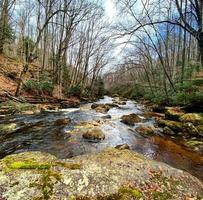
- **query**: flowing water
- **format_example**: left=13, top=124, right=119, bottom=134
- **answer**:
left=0, top=96, right=203, bottom=181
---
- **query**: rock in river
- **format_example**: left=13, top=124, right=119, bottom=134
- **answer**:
left=82, top=127, right=105, bottom=141
left=54, top=118, right=71, bottom=126
left=121, top=113, right=142, bottom=126
left=91, top=103, right=118, bottom=113
left=0, top=149, right=203, bottom=199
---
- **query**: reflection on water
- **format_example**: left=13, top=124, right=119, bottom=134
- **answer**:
left=0, top=96, right=203, bottom=181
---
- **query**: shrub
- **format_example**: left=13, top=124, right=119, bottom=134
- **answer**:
left=23, top=72, right=53, bottom=95
left=68, top=85, right=82, bottom=97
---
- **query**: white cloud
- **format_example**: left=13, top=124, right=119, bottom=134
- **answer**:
left=104, top=0, right=117, bottom=22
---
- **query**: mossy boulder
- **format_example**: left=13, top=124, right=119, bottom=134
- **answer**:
left=165, top=107, right=184, bottom=121
left=0, top=149, right=203, bottom=199
left=157, top=119, right=182, bottom=133
left=54, top=118, right=71, bottom=126
left=121, top=114, right=142, bottom=126
left=0, top=123, right=17, bottom=134
left=180, top=113, right=203, bottom=125
left=82, top=128, right=105, bottom=141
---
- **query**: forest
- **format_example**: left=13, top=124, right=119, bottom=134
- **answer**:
left=0, top=0, right=203, bottom=199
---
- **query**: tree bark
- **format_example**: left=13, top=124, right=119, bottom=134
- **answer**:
left=199, top=33, right=203, bottom=66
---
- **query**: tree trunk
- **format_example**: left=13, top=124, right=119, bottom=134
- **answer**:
left=199, top=32, right=203, bottom=66
left=0, top=0, right=9, bottom=54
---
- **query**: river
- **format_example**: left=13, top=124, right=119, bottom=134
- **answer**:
left=0, top=96, right=203, bottom=181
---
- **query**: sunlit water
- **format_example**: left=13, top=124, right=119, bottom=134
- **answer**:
left=0, top=96, right=203, bottom=181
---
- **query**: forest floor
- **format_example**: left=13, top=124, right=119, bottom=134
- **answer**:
left=0, top=54, right=83, bottom=108
left=0, top=54, right=39, bottom=96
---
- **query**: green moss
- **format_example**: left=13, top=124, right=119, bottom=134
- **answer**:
left=3, top=154, right=81, bottom=173
left=152, top=191, right=173, bottom=200
left=118, top=187, right=143, bottom=199
left=8, top=161, right=51, bottom=170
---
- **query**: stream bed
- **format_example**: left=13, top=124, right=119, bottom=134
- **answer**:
left=0, top=96, right=203, bottom=181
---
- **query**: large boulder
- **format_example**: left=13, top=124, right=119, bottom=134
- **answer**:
left=121, top=113, right=142, bottom=126
left=82, top=128, right=105, bottom=141
left=0, top=149, right=203, bottom=199
left=180, top=113, right=203, bottom=125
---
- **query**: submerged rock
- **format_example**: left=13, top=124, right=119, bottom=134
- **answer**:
left=101, top=114, right=112, bottom=119
left=121, top=113, right=142, bottom=126
left=82, top=127, right=105, bottom=141
left=0, top=149, right=203, bottom=199
left=54, top=118, right=71, bottom=126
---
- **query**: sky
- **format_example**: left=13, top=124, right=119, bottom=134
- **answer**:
left=104, top=0, right=117, bottom=22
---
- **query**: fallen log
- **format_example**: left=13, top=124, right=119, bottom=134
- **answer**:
left=2, top=90, right=26, bottom=103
